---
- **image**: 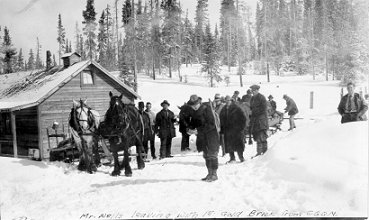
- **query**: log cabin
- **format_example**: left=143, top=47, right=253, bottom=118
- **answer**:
left=0, top=52, right=140, bottom=159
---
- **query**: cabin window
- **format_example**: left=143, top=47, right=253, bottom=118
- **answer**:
left=81, top=70, right=94, bottom=86
left=0, top=113, right=11, bottom=135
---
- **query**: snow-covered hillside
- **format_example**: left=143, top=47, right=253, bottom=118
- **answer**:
left=0, top=70, right=368, bottom=220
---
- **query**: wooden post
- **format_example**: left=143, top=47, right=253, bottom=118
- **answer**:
left=37, top=105, right=43, bottom=160
left=10, top=111, right=18, bottom=158
left=310, top=91, right=314, bottom=109
left=341, top=87, right=344, bottom=98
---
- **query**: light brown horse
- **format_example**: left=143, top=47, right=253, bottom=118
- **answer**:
left=69, top=99, right=101, bottom=173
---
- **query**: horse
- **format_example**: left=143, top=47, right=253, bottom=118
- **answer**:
left=100, top=91, right=145, bottom=176
left=69, top=99, right=101, bottom=173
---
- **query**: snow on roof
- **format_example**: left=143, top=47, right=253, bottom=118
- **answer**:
left=0, top=61, right=90, bottom=111
left=0, top=60, right=140, bottom=111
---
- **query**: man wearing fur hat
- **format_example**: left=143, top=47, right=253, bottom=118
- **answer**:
left=249, top=84, right=269, bottom=157
left=155, top=100, right=177, bottom=159
left=219, top=95, right=247, bottom=163
left=187, top=94, right=220, bottom=182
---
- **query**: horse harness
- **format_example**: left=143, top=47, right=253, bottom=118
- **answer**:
left=71, top=100, right=96, bottom=136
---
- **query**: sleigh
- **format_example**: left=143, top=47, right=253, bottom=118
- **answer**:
left=48, top=124, right=113, bottom=164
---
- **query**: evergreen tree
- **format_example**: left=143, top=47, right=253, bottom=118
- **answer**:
left=122, top=0, right=132, bottom=25
left=161, top=0, right=182, bottom=78
left=202, top=22, right=221, bottom=87
left=136, top=0, right=151, bottom=73
left=16, top=48, right=24, bottom=71
left=182, top=9, right=195, bottom=66
left=75, top=22, right=81, bottom=53
left=255, top=2, right=263, bottom=60
left=79, top=34, right=86, bottom=59
left=194, top=0, right=208, bottom=63
left=220, top=0, right=237, bottom=69
left=35, top=37, right=43, bottom=69
left=0, top=26, right=3, bottom=74
left=57, top=14, right=66, bottom=64
left=150, top=0, right=162, bottom=79
left=28, top=49, right=35, bottom=70
left=53, top=54, right=57, bottom=66
left=98, top=10, right=108, bottom=65
left=83, top=0, right=98, bottom=59
left=1, top=27, right=17, bottom=74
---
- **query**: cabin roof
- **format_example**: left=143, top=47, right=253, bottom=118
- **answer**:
left=0, top=60, right=140, bottom=111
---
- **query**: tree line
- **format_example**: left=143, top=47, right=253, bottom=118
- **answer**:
left=0, top=0, right=368, bottom=87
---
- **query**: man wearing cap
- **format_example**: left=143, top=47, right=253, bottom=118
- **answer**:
left=337, top=82, right=368, bottom=123
left=232, top=91, right=241, bottom=102
left=155, top=100, right=177, bottom=159
left=187, top=94, right=220, bottom=182
left=249, top=84, right=269, bottom=157
left=145, top=102, right=157, bottom=159
left=282, top=94, right=299, bottom=130
left=219, top=95, right=247, bottom=163
left=214, top=93, right=225, bottom=114
left=138, top=102, right=153, bottom=162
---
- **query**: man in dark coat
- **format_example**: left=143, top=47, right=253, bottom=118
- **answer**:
left=179, top=103, right=195, bottom=151
left=337, top=82, right=368, bottom=123
left=155, top=100, right=176, bottom=159
left=187, top=94, right=220, bottom=182
left=241, top=89, right=252, bottom=103
left=138, top=102, right=152, bottom=162
left=250, top=84, right=269, bottom=156
left=283, top=94, right=299, bottom=130
left=220, top=95, right=247, bottom=163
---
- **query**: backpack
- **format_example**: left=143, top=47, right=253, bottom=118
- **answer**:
left=208, top=99, right=221, bottom=133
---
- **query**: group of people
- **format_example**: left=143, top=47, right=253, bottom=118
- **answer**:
left=176, top=84, right=300, bottom=182
left=137, top=100, right=177, bottom=161
left=134, top=81, right=367, bottom=183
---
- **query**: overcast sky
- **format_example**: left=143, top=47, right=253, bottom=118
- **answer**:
left=0, top=0, right=256, bottom=61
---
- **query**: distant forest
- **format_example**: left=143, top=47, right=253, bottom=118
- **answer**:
left=1, top=0, right=368, bottom=87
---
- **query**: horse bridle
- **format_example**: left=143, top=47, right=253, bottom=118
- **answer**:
left=110, top=99, right=130, bottom=134
left=73, top=100, right=95, bottom=135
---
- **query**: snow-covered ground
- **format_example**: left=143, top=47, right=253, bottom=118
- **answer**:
left=0, top=66, right=368, bottom=220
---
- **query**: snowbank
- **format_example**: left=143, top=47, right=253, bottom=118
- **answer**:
left=0, top=71, right=367, bottom=220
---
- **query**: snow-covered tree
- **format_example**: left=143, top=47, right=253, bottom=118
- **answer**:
left=1, top=27, right=17, bottom=74
left=57, top=14, right=66, bottom=65
left=83, top=0, right=98, bottom=59
left=202, top=23, right=221, bottom=87
left=28, top=49, right=35, bottom=70
left=16, top=48, right=24, bottom=71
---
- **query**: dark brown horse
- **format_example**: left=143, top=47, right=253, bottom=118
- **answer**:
left=100, top=92, right=145, bottom=176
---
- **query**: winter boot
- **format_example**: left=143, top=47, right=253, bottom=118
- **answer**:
left=262, top=142, right=268, bottom=154
left=206, top=158, right=218, bottom=182
left=237, top=150, right=245, bottom=162
left=201, top=159, right=211, bottom=181
left=227, top=152, right=236, bottom=164
left=256, top=143, right=263, bottom=156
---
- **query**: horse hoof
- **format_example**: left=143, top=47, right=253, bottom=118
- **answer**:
left=125, top=173, right=132, bottom=177
left=111, top=170, right=121, bottom=176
